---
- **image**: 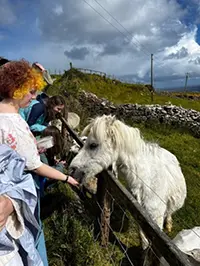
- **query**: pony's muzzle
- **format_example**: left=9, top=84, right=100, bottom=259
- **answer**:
left=69, top=166, right=85, bottom=183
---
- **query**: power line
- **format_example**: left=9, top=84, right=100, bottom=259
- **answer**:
left=82, top=0, right=165, bottom=87
left=82, top=0, right=148, bottom=56
left=92, top=0, right=151, bottom=56
left=82, top=0, right=192, bottom=88
left=91, top=0, right=165, bottom=65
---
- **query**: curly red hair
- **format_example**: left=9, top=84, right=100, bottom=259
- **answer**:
left=0, top=59, right=46, bottom=99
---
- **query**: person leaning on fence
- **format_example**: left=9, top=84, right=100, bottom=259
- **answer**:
left=0, top=59, right=79, bottom=266
left=19, top=94, right=68, bottom=135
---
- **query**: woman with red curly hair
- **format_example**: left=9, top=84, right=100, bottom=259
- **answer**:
left=0, top=60, right=79, bottom=266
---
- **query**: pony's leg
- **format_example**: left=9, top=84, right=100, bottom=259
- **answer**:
left=146, top=199, right=166, bottom=231
left=155, top=215, right=165, bottom=230
left=138, top=214, right=165, bottom=250
left=139, top=205, right=165, bottom=248
left=139, top=228, right=149, bottom=250
left=139, top=215, right=165, bottom=266
left=164, top=214, right=172, bottom=233
left=112, top=162, right=118, bottom=179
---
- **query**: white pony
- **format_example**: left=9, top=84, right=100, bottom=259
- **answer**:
left=69, top=115, right=187, bottom=249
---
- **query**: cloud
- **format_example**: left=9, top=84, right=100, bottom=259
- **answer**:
left=0, top=0, right=16, bottom=25
left=36, top=1, right=189, bottom=64
left=189, top=57, right=200, bottom=65
left=37, top=0, right=185, bottom=46
left=100, top=41, right=124, bottom=56
left=165, top=47, right=189, bottom=59
left=64, top=47, right=90, bottom=60
left=53, top=4, right=64, bottom=16
left=160, top=26, right=200, bottom=77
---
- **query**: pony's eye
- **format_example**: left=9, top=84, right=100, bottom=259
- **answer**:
left=89, top=143, right=98, bottom=149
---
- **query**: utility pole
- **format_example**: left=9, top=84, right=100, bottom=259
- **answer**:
left=151, top=54, right=154, bottom=88
left=150, top=53, right=154, bottom=102
left=184, top=72, right=189, bottom=92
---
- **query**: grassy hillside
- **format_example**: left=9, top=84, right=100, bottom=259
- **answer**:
left=44, top=69, right=200, bottom=266
left=48, top=68, right=200, bottom=111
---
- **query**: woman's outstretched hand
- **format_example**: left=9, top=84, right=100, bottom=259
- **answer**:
left=66, top=175, right=79, bottom=187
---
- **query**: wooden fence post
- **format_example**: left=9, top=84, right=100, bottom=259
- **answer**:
left=95, top=172, right=111, bottom=247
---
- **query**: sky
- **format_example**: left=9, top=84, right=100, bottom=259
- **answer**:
left=0, top=0, right=200, bottom=89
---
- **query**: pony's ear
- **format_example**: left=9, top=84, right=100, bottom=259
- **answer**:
left=107, top=118, right=126, bottom=149
left=81, top=124, right=91, bottom=137
left=105, top=115, right=116, bottom=127
left=106, top=117, right=118, bottom=148
left=81, top=117, right=95, bottom=136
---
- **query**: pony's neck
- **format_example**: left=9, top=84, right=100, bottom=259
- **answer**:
left=116, top=136, right=145, bottom=173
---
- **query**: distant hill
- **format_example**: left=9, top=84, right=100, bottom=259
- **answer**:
left=160, top=85, right=200, bottom=92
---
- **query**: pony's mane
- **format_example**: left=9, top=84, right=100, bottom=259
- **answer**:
left=81, top=115, right=145, bottom=154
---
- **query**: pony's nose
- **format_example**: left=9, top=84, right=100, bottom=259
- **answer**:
left=69, top=167, right=85, bottom=183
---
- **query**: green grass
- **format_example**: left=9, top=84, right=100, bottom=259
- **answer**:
left=82, top=75, right=200, bottom=111
left=43, top=183, right=123, bottom=266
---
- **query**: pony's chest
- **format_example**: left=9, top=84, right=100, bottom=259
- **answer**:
left=117, top=161, right=149, bottom=199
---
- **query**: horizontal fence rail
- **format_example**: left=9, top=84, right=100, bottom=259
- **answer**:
left=76, top=67, right=106, bottom=77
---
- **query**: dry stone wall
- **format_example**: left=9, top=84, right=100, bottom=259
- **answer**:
left=77, top=90, right=200, bottom=137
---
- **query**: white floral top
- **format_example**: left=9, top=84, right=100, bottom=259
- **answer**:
left=0, top=113, right=42, bottom=170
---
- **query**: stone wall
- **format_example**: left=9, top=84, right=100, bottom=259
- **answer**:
left=77, top=90, right=200, bottom=137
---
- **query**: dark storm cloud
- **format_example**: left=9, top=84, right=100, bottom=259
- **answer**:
left=64, top=47, right=90, bottom=60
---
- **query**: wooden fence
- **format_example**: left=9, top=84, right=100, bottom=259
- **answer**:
left=76, top=67, right=106, bottom=77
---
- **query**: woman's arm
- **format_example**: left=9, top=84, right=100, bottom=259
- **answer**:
left=33, top=163, right=79, bottom=186
left=2, top=119, right=79, bottom=187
